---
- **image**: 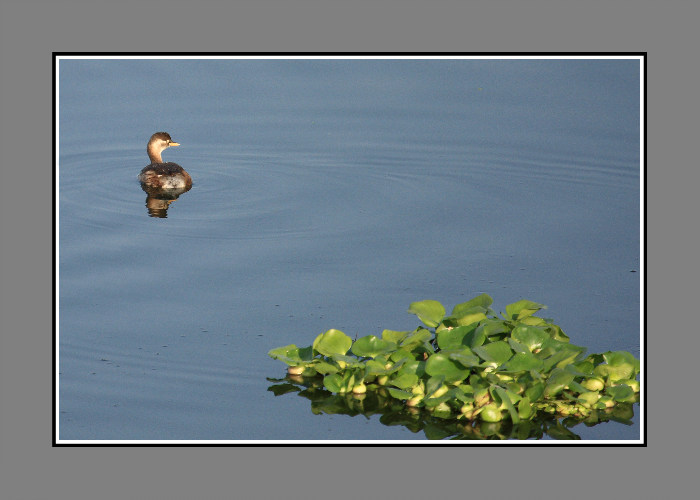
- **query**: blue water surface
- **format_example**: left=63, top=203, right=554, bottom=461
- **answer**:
left=58, top=57, right=641, bottom=441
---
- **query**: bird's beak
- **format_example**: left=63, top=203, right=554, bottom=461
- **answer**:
left=170, top=142, right=180, bottom=147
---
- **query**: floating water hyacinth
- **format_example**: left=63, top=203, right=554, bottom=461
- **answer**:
left=268, top=294, right=640, bottom=436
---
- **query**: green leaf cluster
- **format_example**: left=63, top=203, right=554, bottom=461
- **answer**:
left=268, top=295, right=640, bottom=426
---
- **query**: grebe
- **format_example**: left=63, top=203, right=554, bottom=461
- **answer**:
left=138, top=132, right=192, bottom=190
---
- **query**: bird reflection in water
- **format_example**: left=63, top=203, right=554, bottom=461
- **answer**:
left=140, top=184, right=192, bottom=218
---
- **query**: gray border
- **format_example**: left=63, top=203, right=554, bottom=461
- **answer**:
left=2, top=0, right=692, bottom=499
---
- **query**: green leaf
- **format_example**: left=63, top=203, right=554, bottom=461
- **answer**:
left=542, top=344, right=586, bottom=373
left=468, top=324, right=488, bottom=348
left=407, top=300, right=445, bottom=328
left=518, top=315, right=547, bottom=326
left=563, top=364, right=592, bottom=378
left=448, top=349, right=481, bottom=368
left=598, top=351, right=640, bottom=381
left=505, top=299, right=546, bottom=321
left=606, top=384, right=636, bottom=402
left=604, top=350, right=639, bottom=367
left=364, top=358, right=406, bottom=376
left=425, top=353, right=471, bottom=383
left=267, top=344, right=315, bottom=366
left=389, top=360, right=425, bottom=389
left=473, top=320, right=510, bottom=345
left=313, top=359, right=340, bottom=374
left=507, top=338, right=530, bottom=354
left=572, top=360, right=595, bottom=376
left=381, top=329, right=409, bottom=344
left=322, top=373, right=343, bottom=392
left=423, top=393, right=453, bottom=408
left=586, top=353, right=605, bottom=366
left=472, top=341, right=513, bottom=365
left=544, top=368, right=575, bottom=397
left=518, top=396, right=533, bottom=420
left=390, top=348, right=415, bottom=363
left=387, top=387, right=413, bottom=400
left=323, top=371, right=356, bottom=394
left=595, top=362, right=636, bottom=383
left=453, top=384, right=475, bottom=403
left=313, top=329, right=352, bottom=357
left=399, top=327, right=433, bottom=350
left=494, top=386, right=520, bottom=424
left=479, top=403, right=503, bottom=423
left=444, top=310, right=488, bottom=327
left=424, top=376, right=447, bottom=399
left=505, top=351, right=545, bottom=372
left=577, top=391, right=601, bottom=407
left=328, top=353, right=363, bottom=367
left=525, top=381, right=545, bottom=402
left=548, top=324, right=570, bottom=342
left=436, top=324, right=476, bottom=350
left=399, top=360, right=426, bottom=378
left=566, top=381, right=589, bottom=395
left=451, top=293, right=493, bottom=315
left=511, top=325, right=550, bottom=352
left=537, top=338, right=572, bottom=357
left=389, top=372, right=419, bottom=390
left=351, top=335, right=396, bottom=358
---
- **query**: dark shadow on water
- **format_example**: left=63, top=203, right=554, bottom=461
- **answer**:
left=267, top=375, right=638, bottom=441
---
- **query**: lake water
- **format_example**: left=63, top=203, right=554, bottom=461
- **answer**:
left=57, top=57, right=642, bottom=442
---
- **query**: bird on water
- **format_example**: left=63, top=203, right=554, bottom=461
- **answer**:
left=138, top=132, right=192, bottom=190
